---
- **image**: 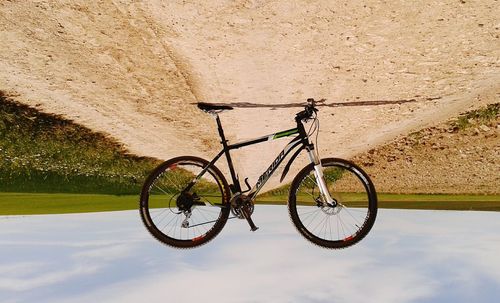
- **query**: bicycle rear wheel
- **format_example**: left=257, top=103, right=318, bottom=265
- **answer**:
left=288, top=158, right=377, bottom=249
left=140, top=156, right=230, bottom=248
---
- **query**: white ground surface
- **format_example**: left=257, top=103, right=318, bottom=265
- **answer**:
left=1, top=207, right=500, bottom=303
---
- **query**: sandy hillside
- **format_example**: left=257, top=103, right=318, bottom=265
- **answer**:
left=0, top=1, right=498, bottom=190
left=354, top=104, right=499, bottom=194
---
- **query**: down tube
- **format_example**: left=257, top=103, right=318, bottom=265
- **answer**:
left=248, top=138, right=303, bottom=199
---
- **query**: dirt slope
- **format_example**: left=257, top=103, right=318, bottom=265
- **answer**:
left=354, top=104, right=499, bottom=194
left=0, top=1, right=498, bottom=191
left=0, top=1, right=217, bottom=159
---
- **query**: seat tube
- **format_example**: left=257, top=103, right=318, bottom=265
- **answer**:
left=214, top=114, right=241, bottom=193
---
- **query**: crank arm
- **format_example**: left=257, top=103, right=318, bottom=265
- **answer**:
left=242, top=206, right=259, bottom=232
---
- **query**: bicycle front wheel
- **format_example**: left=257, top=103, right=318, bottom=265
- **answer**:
left=288, top=158, right=377, bottom=249
left=140, top=156, right=230, bottom=248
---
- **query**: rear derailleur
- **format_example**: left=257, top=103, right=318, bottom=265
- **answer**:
left=176, top=191, right=199, bottom=228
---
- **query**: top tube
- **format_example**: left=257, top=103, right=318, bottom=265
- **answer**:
left=228, top=128, right=299, bottom=150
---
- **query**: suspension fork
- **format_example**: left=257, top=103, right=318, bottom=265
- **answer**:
left=306, top=146, right=336, bottom=206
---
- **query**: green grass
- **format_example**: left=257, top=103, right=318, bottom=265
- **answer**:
left=256, top=193, right=500, bottom=211
left=377, top=193, right=500, bottom=211
left=1, top=192, right=499, bottom=215
left=0, top=91, right=160, bottom=194
left=450, top=103, right=498, bottom=131
left=0, top=193, right=140, bottom=215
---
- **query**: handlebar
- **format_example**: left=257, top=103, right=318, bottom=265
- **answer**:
left=295, top=98, right=322, bottom=122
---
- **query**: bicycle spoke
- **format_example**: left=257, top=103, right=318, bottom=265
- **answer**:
left=297, top=207, right=321, bottom=216
left=342, top=206, right=365, bottom=227
left=311, top=213, right=328, bottom=234
left=152, top=183, right=171, bottom=196
left=194, top=207, right=218, bottom=229
left=306, top=175, right=319, bottom=188
left=157, top=210, right=175, bottom=227
left=304, top=208, right=322, bottom=229
left=151, top=208, right=169, bottom=220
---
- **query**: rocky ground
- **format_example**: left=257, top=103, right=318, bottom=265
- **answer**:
left=354, top=104, right=499, bottom=194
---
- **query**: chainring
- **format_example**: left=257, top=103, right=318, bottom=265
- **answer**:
left=230, top=194, right=254, bottom=219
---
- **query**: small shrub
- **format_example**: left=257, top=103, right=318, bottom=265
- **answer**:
left=451, top=103, right=499, bottom=131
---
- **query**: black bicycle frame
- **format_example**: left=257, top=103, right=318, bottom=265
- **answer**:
left=188, top=114, right=313, bottom=201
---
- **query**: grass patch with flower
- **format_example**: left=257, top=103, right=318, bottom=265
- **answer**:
left=0, top=92, right=161, bottom=195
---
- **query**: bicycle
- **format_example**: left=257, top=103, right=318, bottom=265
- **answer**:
left=139, top=98, right=377, bottom=249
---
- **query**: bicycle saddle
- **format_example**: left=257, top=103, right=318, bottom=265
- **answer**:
left=197, top=102, right=234, bottom=112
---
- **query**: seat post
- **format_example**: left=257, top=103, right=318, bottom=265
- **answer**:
left=214, top=114, right=227, bottom=145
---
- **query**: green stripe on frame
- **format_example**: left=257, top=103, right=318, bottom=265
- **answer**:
left=273, top=128, right=299, bottom=139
